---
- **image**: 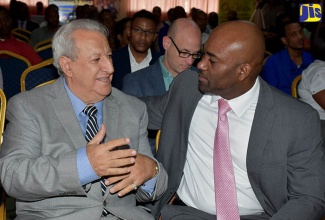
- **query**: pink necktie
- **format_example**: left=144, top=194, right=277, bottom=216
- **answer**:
left=214, top=99, right=240, bottom=220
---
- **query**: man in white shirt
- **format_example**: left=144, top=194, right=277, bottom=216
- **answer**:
left=144, top=20, right=325, bottom=219
left=112, top=9, right=160, bottom=90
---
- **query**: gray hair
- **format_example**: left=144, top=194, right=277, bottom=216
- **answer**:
left=52, top=19, right=108, bottom=75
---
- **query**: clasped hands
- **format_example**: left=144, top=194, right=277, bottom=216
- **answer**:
left=86, top=124, right=157, bottom=197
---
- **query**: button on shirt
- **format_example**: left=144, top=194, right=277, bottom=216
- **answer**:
left=128, top=44, right=152, bottom=73
left=63, top=78, right=157, bottom=195
left=177, top=78, right=264, bottom=216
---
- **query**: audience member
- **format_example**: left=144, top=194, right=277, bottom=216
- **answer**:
left=12, top=1, right=39, bottom=32
left=192, top=9, right=208, bottom=44
left=205, top=12, right=218, bottom=34
left=98, top=9, right=116, bottom=51
left=152, top=6, right=164, bottom=52
left=144, top=20, right=325, bottom=219
left=227, top=10, right=239, bottom=21
left=298, top=25, right=325, bottom=141
left=30, top=4, right=60, bottom=48
left=0, top=18, right=167, bottom=219
left=123, top=18, right=202, bottom=155
left=261, top=17, right=314, bottom=95
left=123, top=18, right=201, bottom=97
left=261, top=0, right=286, bottom=33
left=112, top=9, right=159, bottom=90
left=0, top=6, right=42, bottom=65
left=114, top=17, right=131, bottom=49
left=31, top=1, right=45, bottom=25
left=157, top=6, right=187, bottom=55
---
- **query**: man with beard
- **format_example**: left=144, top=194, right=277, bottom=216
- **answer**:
left=112, top=9, right=160, bottom=90
left=143, top=20, right=325, bottom=219
left=261, top=16, right=314, bottom=95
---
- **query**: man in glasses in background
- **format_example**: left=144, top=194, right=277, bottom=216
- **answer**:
left=122, top=18, right=202, bottom=155
left=112, top=9, right=160, bottom=90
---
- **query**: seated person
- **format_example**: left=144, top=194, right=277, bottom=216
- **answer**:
left=298, top=25, right=325, bottom=141
left=122, top=18, right=202, bottom=155
left=112, top=10, right=160, bottom=90
left=0, top=19, right=167, bottom=219
left=143, top=20, right=325, bottom=220
left=30, top=4, right=60, bottom=48
left=0, top=6, right=42, bottom=65
left=261, top=16, right=314, bottom=95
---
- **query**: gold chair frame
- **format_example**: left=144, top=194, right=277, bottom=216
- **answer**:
left=20, top=58, right=54, bottom=92
left=0, top=50, right=31, bottom=67
left=291, top=74, right=302, bottom=98
left=33, top=39, right=52, bottom=51
left=0, top=89, right=6, bottom=220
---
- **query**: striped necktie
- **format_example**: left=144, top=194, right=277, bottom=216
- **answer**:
left=83, top=106, right=109, bottom=217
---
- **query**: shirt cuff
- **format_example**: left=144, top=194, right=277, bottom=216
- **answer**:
left=77, top=147, right=100, bottom=186
left=140, top=158, right=160, bottom=196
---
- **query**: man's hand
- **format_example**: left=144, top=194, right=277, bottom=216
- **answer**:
left=106, top=154, right=158, bottom=197
left=86, top=124, right=137, bottom=177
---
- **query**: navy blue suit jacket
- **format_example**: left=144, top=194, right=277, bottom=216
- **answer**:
left=112, top=46, right=160, bottom=90
left=122, top=60, right=166, bottom=97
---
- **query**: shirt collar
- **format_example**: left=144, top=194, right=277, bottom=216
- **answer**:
left=209, top=79, right=260, bottom=118
left=62, top=78, right=103, bottom=117
left=128, top=44, right=152, bottom=64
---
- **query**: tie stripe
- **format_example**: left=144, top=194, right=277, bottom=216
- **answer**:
left=83, top=106, right=108, bottom=217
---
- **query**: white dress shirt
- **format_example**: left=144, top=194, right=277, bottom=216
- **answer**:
left=177, top=79, right=264, bottom=216
left=298, top=60, right=325, bottom=120
left=128, top=44, right=152, bottom=73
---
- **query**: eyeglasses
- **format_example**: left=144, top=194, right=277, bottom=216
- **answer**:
left=168, top=37, right=202, bottom=59
left=131, top=27, right=156, bottom=36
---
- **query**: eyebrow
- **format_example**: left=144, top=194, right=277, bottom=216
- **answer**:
left=206, top=51, right=217, bottom=58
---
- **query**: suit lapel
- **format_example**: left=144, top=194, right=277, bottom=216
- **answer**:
left=246, top=78, right=276, bottom=214
left=50, top=77, right=86, bottom=149
left=149, top=62, right=166, bottom=94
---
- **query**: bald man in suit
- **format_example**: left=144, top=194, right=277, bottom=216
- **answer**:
left=144, top=21, right=325, bottom=219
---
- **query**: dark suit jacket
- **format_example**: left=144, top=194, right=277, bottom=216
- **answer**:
left=112, top=45, right=160, bottom=90
left=13, top=19, right=39, bottom=33
left=122, top=59, right=166, bottom=97
left=144, top=70, right=325, bottom=219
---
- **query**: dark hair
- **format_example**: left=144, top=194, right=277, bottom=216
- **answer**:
left=276, top=13, right=301, bottom=38
left=311, top=26, right=325, bottom=61
left=45, top=4, right=58, bottom=16
left=131, top=9, right=156, bottom=26
left=115, top=17, right=131, bottom=35
left=170, top=6, right=187, bottom=22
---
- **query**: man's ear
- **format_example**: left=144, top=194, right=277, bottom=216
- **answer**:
left=238, top=64, right=251, bottom=81
left=59, top=56, right=72, bottom=78
left=281, top=37, right=288, bottom=46
left=162, top=36, right=171, bottom=50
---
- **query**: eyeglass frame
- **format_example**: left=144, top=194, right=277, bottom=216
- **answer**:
left=168, top=37, right=202, bottom=59
left=131, top=26, right=157, bottom=37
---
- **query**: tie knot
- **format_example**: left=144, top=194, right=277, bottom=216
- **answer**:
left=83, top=106, right=98, bottom=117
left=218, top=99, right=231, bottom=116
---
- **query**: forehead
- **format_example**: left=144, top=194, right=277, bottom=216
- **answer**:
left=132, top=17, right=155, bottom=28
left=285, top=23, right=302, bottom=34
left=73, top=30, right=109, bottom=51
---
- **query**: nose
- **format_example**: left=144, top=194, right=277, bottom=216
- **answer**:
left=197, top=59, right=207, bottom=70
left=102, top=56, right=114, bottom=74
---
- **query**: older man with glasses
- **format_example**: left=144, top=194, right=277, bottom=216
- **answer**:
left=122, top=18, right=202, bottom=155
left=112, top=9, right=160, bottom=90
